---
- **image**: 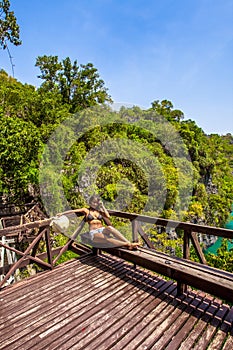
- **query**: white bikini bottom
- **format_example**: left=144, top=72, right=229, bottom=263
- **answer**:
left=89, top=227, right=105, bottom=240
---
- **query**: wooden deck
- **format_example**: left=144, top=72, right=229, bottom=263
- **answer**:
left=1, top=253, right=233, bottom=350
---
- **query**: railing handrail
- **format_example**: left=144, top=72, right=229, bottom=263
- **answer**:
left=0, top=218, right=52, bottom=236
left=0, top=209, right=233, bottom=300
left=1, top=210, right=232, bottom=239
left=108, top=210, right=233, bottom=239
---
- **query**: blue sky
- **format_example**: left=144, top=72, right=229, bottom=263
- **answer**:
left=1, top=0, right=233, bottom=134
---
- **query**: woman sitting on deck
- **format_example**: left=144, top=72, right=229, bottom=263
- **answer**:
left=60, top=195, right=139, bottom=250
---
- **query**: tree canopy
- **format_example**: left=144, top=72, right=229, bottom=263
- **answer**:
left=35, top=55, right=112, bottom=113
left=0, top=0, right=21, bottom=49
left=0, top=66, right=232, bottom=229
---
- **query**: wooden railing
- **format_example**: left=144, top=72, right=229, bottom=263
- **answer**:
left=0, top=217, right=90, bottom=289
left=107, top=210, right=233, bottom=301
left=108, top=210, right=233, bottom=261
left=0, top=210, right=233, bottom=302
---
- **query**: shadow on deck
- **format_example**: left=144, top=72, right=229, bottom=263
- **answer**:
left=1, top=252, right=233, bottom=350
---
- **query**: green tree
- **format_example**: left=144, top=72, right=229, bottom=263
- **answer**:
left=0, top=114, right=42, bottom=203
left=0, top=0, right=21, bottom=49
left=151, top=99, right=184, bottom=122
left=206, top=239, right=233, bottom=272
left=0, top=69, right=37, bottom=121
left=0, top=69, right=70, bottom=141
left=35, top=55, right=112, bottom=112
left=35, top=55, right=62, bottom=92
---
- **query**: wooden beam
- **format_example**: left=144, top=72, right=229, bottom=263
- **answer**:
left=137, top=224, right=155, bottom=249
left=131, top=219, right=139, bottom=243
left=70, top=242, right=92, bottom=256
left=183, top=230, right=190, bottom=260
left=106, top=247, right=233, bottom=304
left=0, top=228, right=46, bottom=289
left=53, top=219, right=86, bottom=265
left=28, top=256, right=52, bottom=270
left=45, top=227, right=53, bottom=268
left=0, top=247, right=64, bottom=275
left=0, top=218, right=52, bottom=236
left=108, top=210, right=233, bottom=239
left=190, top=231, right=207, bottom=264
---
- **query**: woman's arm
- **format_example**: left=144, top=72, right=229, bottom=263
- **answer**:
left=98, top=201, right=110, bottom=218
left=57, top=208, right=88, bottom=216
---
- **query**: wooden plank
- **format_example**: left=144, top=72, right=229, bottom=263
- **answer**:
left=0, top=259, right=99, bottom=326
left=177, top=296, right=221, bottom=350
left=106, top=247, right=233, bottom=303
left=191, top=302, right=230, bottom=350
left=164, top=300, right=229, bottom=350
left=34, top=272, right=171, bottom=350
left=0, top=255, right=123, bottom=319
left=222, top=336, right=233, bottom=350
left=133, top=292, right=203, bottom=350
left=0, top=256, right=99, bottom=314
left=208, top=329, right=229, bottom=350
left=150, top=291, right=205, bottom=350
left=8, top=265, right=152, bottom=349
left=0, top=254, right=100, bottom=299
left=72, top=282, right=176, bottom=350
left=189, top=304, right=226, bottom=350
left=1, top=259, right=130, bottom=349
left=1, top=253, right=233, bottom=350
left=116, top=292, right=190, bottom=350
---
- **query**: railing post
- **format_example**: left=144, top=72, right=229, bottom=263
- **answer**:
left=92, top=247, right=100, bottom=256
left=131, top=219, right=139, bottom=243
left=183, top=230, right=190, bottom=260
left=177, top=230, right=190, bottom=295
left=131, top=219, right=138, bottom=268
left=45, top=227, right=53, bottom=269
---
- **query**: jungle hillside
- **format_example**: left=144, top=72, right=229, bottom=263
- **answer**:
left=1, top=0, right=233, bottom=272
left=0, top=66, right=233, bottom=228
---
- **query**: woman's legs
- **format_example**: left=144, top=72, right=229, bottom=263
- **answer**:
left=92, top=231, right=138, bottom=249
left=103, top=226, right=129, bottom=242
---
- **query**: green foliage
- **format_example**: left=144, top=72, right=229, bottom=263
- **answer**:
left=0, top=53, right=233, bottom=273
left=0, top=114, right=42, bottom=202
left=0, top=0, right=21, bottom=49
left=52, top=233, right=78, bottom=265
left=151, top=99, right=184, bottom=122
left=206, top=239, right=233, bottom=272
left=35, top=55, right=112, bottom=113
left=146, top=225, right=183, bottom=257
left=0, top=70, right=36, bottom=121
left=55, top=103, right=233, bottom=230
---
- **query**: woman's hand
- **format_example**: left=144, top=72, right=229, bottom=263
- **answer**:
left=98, top=200, right=104, bottom=210
left=98, top=200, right=110, bottom=218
